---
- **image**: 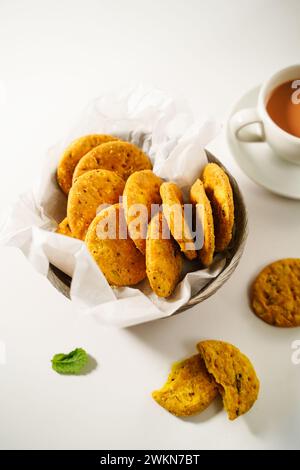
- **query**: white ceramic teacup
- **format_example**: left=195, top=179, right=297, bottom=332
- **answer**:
left=230, top=64, right=300, bottom=165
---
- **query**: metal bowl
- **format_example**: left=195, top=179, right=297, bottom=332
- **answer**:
left=47, top=150, right=247, bottom=315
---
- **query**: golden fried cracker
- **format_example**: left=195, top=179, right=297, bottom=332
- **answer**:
left=202, top=163, right=234, bottom=252
left=57, top=134, right=119, bottom=194
left=251, top=258, right=300, bottom=327
left=152, top=354, right=218, bottom=416
left=160, top=182, right=196, bottom=260
left=72, top=141, right=152, bottom=184
left=197, top=340, right=259, bottom=420
left=123, top=170, right=163, bottom=254
left=146, top=212, right=182, bottom=297
left=190, top=179, right=215, bottom=267
left=67, top=169, right=125, bottom=240
left=85, top=204, right=146, bottom=286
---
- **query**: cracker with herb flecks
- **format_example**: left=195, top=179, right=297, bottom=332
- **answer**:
left=57, top=134, right=119, bottom=194
left=85, top=204, right=146, bottom=286
left=152, top=354, right=218, bottom=416
left=202, top=163, right=234, bottom=252
left=67, top=169, right=125, bottom=240
left=160, top=182, right=197, bottom=260
left=197, top=340, right=259, bottom=420
left=72, top=141, right=152, bottom=184
left=146, top=212, right=182, bottom=298
left=123, top=170, right=163, bottom=254
left=251, top=258, right=300, bottom=327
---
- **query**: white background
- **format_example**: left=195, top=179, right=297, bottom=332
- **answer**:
left=0, top=0, right=300, bottom=450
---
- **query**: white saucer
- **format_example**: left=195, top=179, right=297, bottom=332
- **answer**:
left=227, top=86, right=300, bottom=200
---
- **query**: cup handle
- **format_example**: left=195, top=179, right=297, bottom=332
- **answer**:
left=230, top=108, right=265, bottom=142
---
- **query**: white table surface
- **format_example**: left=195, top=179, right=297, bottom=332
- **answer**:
left=0, top=0, right=300, bottom=450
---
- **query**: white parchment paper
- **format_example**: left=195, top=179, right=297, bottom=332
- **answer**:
left=0, top=86, right=224, bottom=327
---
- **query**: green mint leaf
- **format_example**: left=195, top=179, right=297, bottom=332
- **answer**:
left=51, top=348, right=88, bottom=375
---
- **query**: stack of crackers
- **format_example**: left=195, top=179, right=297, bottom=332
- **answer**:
left=56, top=134, right=235, bottom=297
left=152, top=339, right=260, bottom=420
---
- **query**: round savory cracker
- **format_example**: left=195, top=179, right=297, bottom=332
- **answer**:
left=190, top=179, right=215, bottom=267
left=152, top=354, right=218, bottom=417
left=251, top=258, right=300, bottom=327
left=67, top=169, right=125, bottom=240
left=197, top=340, right=259, bottom=421
left=56, top=217, right=75, bottom=238
left=160, top=182, right=197, bottom=260
left=146, top=212, right=183, bottom=297
left=123, top=170, right=163, bottom=254
left=202, top=163, right=234, bottom=252
left=57, top=134, right=119, bottom=194
left=85, top=204, right=146, bottom=286
left=72, top=140, right=152, bottom=184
